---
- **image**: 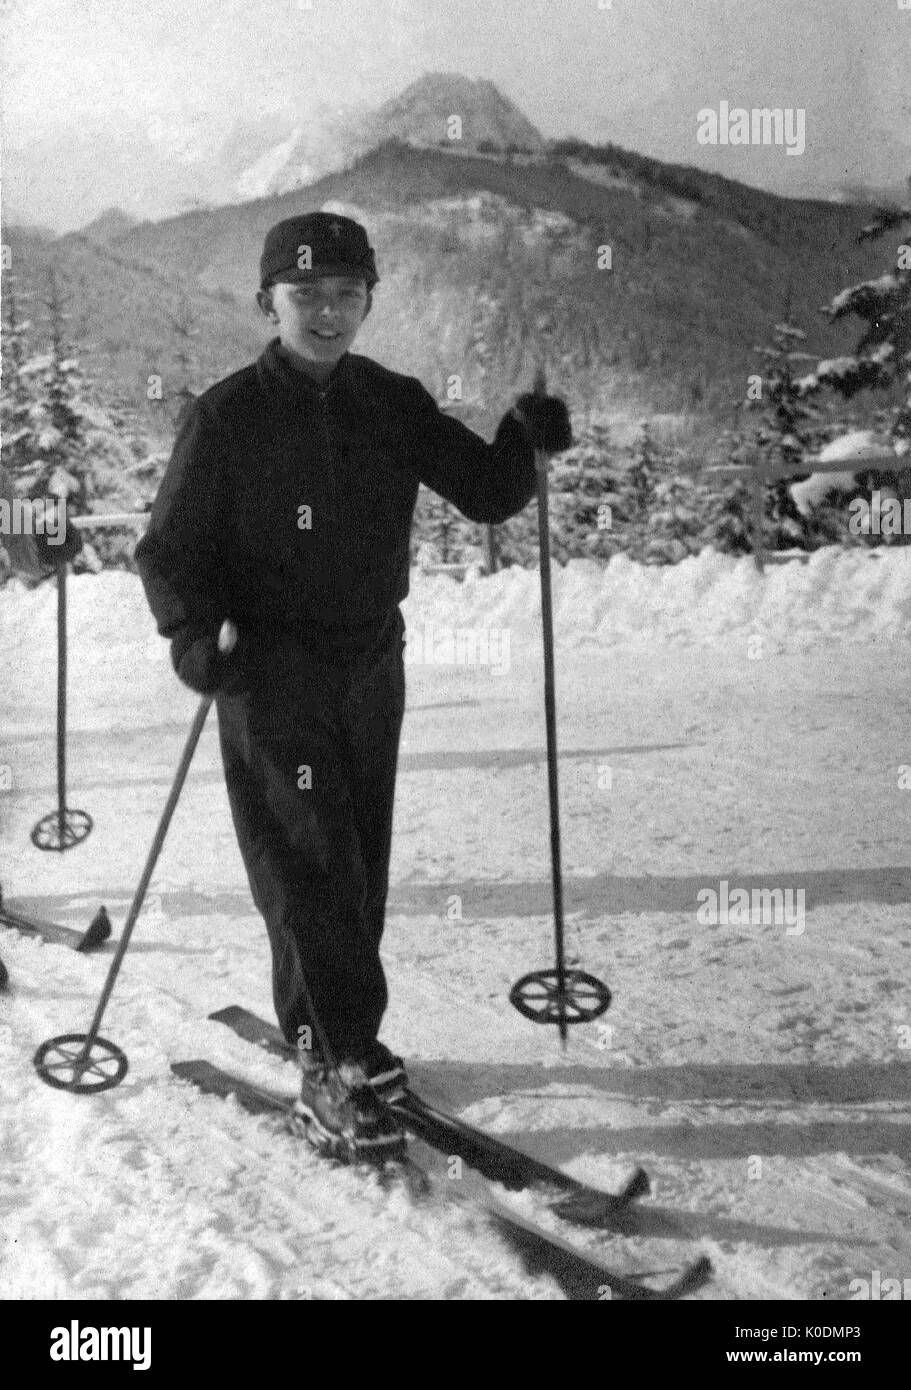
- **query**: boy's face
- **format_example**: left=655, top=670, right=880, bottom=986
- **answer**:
left=258, top=274, right=370, bottom=369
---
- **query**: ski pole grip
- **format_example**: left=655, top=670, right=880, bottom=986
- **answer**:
left=218, top=619, right=238, bottom=655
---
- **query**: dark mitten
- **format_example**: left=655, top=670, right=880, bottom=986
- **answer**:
left=511, top=392, right=572, bottom=454
left=33, top=512, right=83, bottom=568
left=170, top=624, right=246, bottom=696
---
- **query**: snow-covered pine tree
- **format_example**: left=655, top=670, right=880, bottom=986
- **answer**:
left=747, top=311, right=830, bottom=550
left=627, top=418, right=661, bottom=516
left=547, top=421, right=624, bottom=561
left=0, top=279, right=40, bottom=481
left=413, top=486, right=460, bottom=565
left=705, top=305, right=833, bottom=555
left=30, top=269, right=92, bottom=514
left=797, top=196, right=911, bottom=538
left=7, top=269, right=153, bottom=570
left=703, top=403, right=756, bottom=556
left=645, top=472, right=703, bottom=563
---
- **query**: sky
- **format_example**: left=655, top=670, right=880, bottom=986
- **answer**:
left=1, top=0, right=909, bottom=230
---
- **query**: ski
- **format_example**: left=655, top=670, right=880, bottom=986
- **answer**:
left=171, top=1057, right=712, bottom=1301
left=0, top=884, right=112, bottom=953
left=209, top=1006, right=664, bottom=1232
left=170, top=1059, right=430, bottom=1198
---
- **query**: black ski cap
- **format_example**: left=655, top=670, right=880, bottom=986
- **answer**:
left=260, top=213, right=379, bottom=290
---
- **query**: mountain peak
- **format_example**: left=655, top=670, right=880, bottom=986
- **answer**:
left=79, top=206, right=139, bottom=242
left=371, top=72, right=543, bottom=152
left=223, top=72, right=544, bottom=204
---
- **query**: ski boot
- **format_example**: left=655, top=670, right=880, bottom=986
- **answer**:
left=294, top=1053, right=406, bottom=1164
left=339, top=1040, right=409, bottom=1103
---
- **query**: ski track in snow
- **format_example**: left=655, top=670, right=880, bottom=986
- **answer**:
left=1, top=553, right=910, bottom=1300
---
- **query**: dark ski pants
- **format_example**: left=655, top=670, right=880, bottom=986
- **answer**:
left=215, top=615, right=406, bottom=1057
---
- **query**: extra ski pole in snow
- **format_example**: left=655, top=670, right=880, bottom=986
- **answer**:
left=31, top=559, right=93, bottom=851
left=33, top=620, right=237, bottom=1093
left=509, top=374, right=611, bottom=1045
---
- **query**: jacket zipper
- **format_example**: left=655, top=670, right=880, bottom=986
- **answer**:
left=318, top=387, right=343, bottom=583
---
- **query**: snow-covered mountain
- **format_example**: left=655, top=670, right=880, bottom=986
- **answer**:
left=225, top=73, right=544, bottom=201
left=3, top=74, right=544, bottom=226
left=221, top=103, right=369, bottom=202
left=366, top=71, right=543, bottom=152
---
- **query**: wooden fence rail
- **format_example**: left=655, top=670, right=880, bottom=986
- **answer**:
left=706, top=448, right=899, bottom=572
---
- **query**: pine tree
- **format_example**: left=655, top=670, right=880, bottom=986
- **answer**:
left=793, top=194, right=911, bottom=542
left=747, top=312, right=829, bottom=549
left=0, top=279, right=40, bottom=481
left=415, top=488, right=460, bottom=564
left=627, top=419, right=661, bottom=515
left=547, top=422, right=624, bottom=561
left=4, top=270, right=152, bottom=571
left=31, top=269, right=91, bottom=512
left=646, top=473, right=702, bottom=563
left=706, top=305, right=832, bottom=555
left=810, top=199, right=911, bottom=452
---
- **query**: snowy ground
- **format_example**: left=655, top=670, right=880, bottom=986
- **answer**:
left=1, top=549, right=911, bottom=1300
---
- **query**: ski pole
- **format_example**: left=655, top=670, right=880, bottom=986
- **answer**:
left=55, top=558, right=67, bottom=839
left=31, top=558, right=93, bottom=851
left=509, top=373, right=611, bottom=1044
left=33, top=620, right=237, bottom=1093
left=535, top=441, right=567, bottom=1040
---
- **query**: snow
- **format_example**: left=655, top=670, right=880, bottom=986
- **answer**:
left=2, top=551, right=911, bottom=1299
left=790, top=432, right=905, bottom=515
left=818, top=430, right=898, bottom=466
left=235, top=129, right=309, bottom=201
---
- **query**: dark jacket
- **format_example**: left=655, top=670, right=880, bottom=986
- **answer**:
left=135, top=339, right=536, bottom=665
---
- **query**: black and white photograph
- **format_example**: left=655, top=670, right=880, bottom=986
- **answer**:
left=1, top=0, right=910, bottom=1334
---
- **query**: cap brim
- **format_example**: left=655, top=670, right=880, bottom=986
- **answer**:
left=267, top=264, right=371, bottom=285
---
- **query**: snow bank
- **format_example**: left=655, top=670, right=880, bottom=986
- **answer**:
left=2, top=548, right=910, bottom=733
left=402, top=547, right=911, bottom=652
left=3, top=549, right=911, bottom=706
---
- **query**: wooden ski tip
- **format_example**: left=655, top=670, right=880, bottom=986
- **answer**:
left=668, top=1255, right=713, bottom=1299
left=619, top=1166, right=651, bottom=1204
left=78, top=906, right=112, bottom=952
left=555, top=1166, right=649, bottom=1225
left=208, top=1005, right=244, bottom=1025
left=551, top=1189, right=628, bottom=1227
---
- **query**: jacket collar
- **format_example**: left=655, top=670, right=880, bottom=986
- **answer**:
left=257, top=337, right=354, bottom=400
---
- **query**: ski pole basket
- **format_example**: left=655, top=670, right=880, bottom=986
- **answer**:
left=510, top=969, right=611, bottom=1026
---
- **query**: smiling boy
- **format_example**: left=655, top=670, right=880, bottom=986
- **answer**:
left=136, top=211, right=569, bottom=1162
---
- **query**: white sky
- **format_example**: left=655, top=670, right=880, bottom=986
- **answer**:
left=2, top=0, right=909, bottom=226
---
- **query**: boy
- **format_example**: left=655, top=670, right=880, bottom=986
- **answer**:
left=136, top=212, right=569, bottom=1162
